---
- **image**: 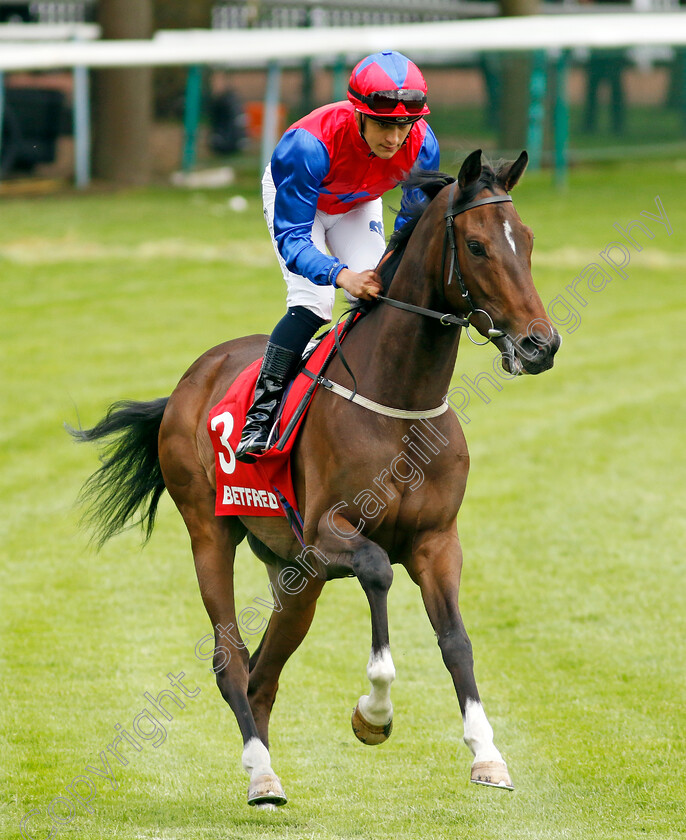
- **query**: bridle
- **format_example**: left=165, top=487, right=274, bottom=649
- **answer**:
left=378, top=183, right=513, bottom=346
left=284, top=185, right=519, bottom=428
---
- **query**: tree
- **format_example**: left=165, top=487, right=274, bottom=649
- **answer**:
left=498, top=0, right=540, bottom=153
left=92, top=0, right=153, bottom=184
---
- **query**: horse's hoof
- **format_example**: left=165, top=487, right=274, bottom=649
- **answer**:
left=351, top=703, right=393, bottom=745
left=470, top=760, right=514, bottom=790
left=247, top=773, right=287, bottom=807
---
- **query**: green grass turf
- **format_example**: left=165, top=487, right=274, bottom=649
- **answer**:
left=1, top=158, right=685, bottom=839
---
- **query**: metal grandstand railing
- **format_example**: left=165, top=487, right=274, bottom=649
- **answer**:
left=31, top=1, right=95, bottom=22
left=211, top=0, right=498, bottom=29
left=0, top=1, right=95, bottom=23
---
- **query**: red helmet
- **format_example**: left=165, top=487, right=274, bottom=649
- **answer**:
left=347, top=51, right=430, bottom=123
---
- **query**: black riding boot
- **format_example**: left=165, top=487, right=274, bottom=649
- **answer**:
left=235, top=342, right=297, bottom=463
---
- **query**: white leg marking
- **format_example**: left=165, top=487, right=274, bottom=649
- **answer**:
left=358, top=646, right=395, bottom=726
left=241, top=737, right=274, bottom=781
left=463, top=699, right=505, bottom=763
left=503, top=220, right=517, bottom=255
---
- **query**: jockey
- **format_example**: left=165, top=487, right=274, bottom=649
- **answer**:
left=236, top=50, right=439, bottom=462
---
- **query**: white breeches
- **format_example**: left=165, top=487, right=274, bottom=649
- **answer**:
left=262, top=165, right=386, bottom=322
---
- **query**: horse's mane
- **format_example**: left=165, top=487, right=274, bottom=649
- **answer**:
left=378, top=169, right=456, bottom=293
left=349, top=160, right=506, bottom=316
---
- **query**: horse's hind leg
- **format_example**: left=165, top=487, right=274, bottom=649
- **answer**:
left=246, top=563, right=324, bottom=746
left=409, top=528, right=513, bottom=790
left=158, top=349, right=288, bottom=807
left=163, top=465, right=288, bottom=807
left=190, top=513, right=288, bottom=806
left=318, top=513, right=396, bottom=745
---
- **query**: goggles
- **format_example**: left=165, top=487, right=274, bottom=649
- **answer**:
left=348, top=86, right=428, bottom=115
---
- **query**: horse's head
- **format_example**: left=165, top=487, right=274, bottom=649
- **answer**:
left=422, top=150, right=560, bottom=375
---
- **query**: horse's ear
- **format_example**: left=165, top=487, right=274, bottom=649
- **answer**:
left=499, top=151, right=529, bottom=192
left=458, top=149, right=482, bottom=189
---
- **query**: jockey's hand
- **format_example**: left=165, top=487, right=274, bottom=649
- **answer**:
left=336, top=268, right=383, bottom=301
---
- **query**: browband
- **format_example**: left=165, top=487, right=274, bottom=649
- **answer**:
left=445, top=192, right=513, bottom=220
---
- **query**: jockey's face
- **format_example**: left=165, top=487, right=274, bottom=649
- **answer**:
left=357, top=113, right=414, bottom=159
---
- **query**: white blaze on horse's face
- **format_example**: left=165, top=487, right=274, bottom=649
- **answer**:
left=503, top=220, right=517, bottom=255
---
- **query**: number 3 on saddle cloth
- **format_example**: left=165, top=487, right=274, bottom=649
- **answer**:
left=207, top=317, right=356, bottom=546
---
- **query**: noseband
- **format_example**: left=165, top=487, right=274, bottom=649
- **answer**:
left=378, top=184, right=513, bottom=346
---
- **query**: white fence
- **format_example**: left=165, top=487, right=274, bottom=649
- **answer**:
left=2, top=15, right=686, bottom=71
left=1, top=12, right=686, bottom=185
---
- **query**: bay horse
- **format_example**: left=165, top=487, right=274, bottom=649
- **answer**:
left=73, top=150, right=560, bottom=809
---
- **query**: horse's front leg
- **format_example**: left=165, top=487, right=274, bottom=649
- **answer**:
left=409, top=528, right=514, bottom=789
left=318, top=512, right=395, bottom=745
left=350, top=538, right=396, bottom=746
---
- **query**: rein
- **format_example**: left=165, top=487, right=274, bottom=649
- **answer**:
left=380, top=187, right=513, bottom=346
left=316, top=187, right=516, bottom=421
left=375, top=294, right=469, bottom=328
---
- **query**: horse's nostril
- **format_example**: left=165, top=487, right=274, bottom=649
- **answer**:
left=518, top=327, right=560, bottom=360
left=517, top=336, right=546, bottom=361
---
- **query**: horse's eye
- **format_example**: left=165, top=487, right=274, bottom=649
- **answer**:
left=467, top=241, right=486, bottom=257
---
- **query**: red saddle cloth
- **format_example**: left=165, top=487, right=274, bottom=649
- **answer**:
left=208, top=324, right=347, bottom=520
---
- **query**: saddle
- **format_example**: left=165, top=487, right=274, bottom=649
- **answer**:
left=207, top=315, right=357, bottom=539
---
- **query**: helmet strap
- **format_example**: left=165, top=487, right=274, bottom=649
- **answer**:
left=356, top=112, right=374, bottom=156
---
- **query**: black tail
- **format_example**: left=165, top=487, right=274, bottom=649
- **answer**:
left=68, top=397, right=169, bottom=548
